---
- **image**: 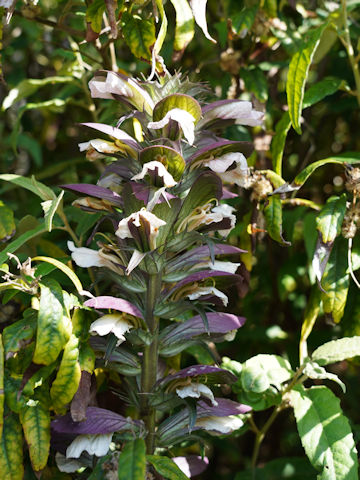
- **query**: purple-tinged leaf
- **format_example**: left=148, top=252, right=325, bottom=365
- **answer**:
left=130, top=182, right=176, bottom=204
left=172, top=456, right=209, bottom=478
left=197, top=398, right=252, bottom=416
left=158, top=365, right=237, bottom=387
left=168, top=244, right=245, bottom=271
left=84, top=296, right=143, bottom=319
left=61, top=184, right=123, bottom=206
left=162, top=312, right=245, bottom=343
left=52, top=407, right=143, bottom=435
left=81, top=123, right=139, bottom=149
left=188, top=139, right=253, bottom=164
left=169, top=270, right=242, bottom=295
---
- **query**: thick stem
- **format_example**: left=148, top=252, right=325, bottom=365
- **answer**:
left=140, top=273, right=161, bottom=454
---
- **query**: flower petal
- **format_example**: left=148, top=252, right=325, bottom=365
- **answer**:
left=66, top=433, right=112, bottom=458
left=176, top=383, right=218, bottom=406
left=132, top=161, right=177, bottom=188
left=196, top=415, right=243, bottom=434
left=148, top=108, right=196, bottom=145
left=68, top=241, right=103, bottom=268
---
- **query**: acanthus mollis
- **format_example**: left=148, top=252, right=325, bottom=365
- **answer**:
left=57, top=72, right=262, bottom=476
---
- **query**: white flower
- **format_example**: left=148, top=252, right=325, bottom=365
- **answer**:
left=196, top=415, right=243, bottom=434
left=0, top=0, right=13, bottom=7
left=90, top=314, right=133, bottom=344
left=89, top=72, right=133, bottom=99
left=205, top=152, right=248, bottom=176
left=187, top=286, right=228, bottom=306
left=79, top=139, right=120, bottom=155
left=66, top=433, right=113, bottom=458
left=131, top=161, right=177, bottom=188
left=211, top=204, right=236, bottom=237
left=176, top=383, right=218, bottom=406
left=55, top=453, right=84, bottom=473
left=204, top=260, right=240, bottom=274
left=148, top=108, right=196, bottom=145
left=198, top=101, right=264, bottom=129
left=115, top=209, right=166, bottom=250
left=68, top=241, right=103, bottom=268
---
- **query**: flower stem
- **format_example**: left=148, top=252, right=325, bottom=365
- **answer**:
left=140, top=272, right=161, bottom=454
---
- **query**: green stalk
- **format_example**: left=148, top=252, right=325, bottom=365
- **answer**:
left=140, top=273, right=161, bottom=454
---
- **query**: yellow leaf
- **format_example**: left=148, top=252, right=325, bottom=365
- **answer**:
left=0, top=412, right=24, bottom=480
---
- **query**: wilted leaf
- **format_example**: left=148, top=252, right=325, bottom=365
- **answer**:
left=122, top=12, right=156, bottom=61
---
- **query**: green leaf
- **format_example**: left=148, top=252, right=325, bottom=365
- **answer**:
left=86, top=0, right=106, bottom=33
left=300, top=287, right=322, bottom=363
left=316, top=194, right=347, bottom=244
left=302, top=77, right=344, bottom=109
left=290, top=385, right=358, bottom=480
left=241, top=354, right=294, bottom=393
left=0, top=223, right=48, bottom=265
left=303, top=361, right=346, bottom=393
left=50, top=334, right=81, bottom=414
left=0, top=412, right=24, bottom=480
left=0, top=335, right=3, bottom=439
left=264, top=196, right=290, bottom=245
left=147, top=455, right=190, bottom=480
left=240, top=67, right=268, bottom=102
left=0, top=201, right=15, bottom=242
left=153, top=0, right=168, bottom=58
left=312, top=336, right=360, bottom=366
left=262, top=0, right=277, bottom=17
left=3, top=313, right=36, bottom=356
left=122, top=12, right=156, bottom=61
left=231, top=6, right=258, bottom=37
left=33, top=279, right=71, bottom=365
left=17, top=133, right=43, bottom=167
left=118, top=439, right=146, bottom=480
left=32, top=256, right=84, bottom=295
left=170, top=0, right=194, bottom=59
left=0, top=174, right=55, bottom=201
left=286, top=24, right=327, bottom=134
left=2, top=76, right=74, bottom=110
left=41, top=190, right=64, bottom=232
left=20, top=390, right=51, bottom=471
left=321, top=238, right=349, bottom=323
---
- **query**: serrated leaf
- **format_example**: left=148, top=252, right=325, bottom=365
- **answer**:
left=264, top=196, right=291, bottom=245
left=33, top=279, right=71, bottom=365
left=50, top=334, right=81, bottom=414
left=32, top=255, right=84, bottom=295
left=122, top=12, right=156, bottom=61
left=321, top=238, right=349, bottom=323
left=290, top=385, right=358, bottom=480
left=118, top=438, right=146, bottom=480
left=41, top=190, right=64, bottom=232
left=316, top=195, right=347, bottom=244
left=20, top=391, right=51, bottom=471
left=0, top=223, right=47, bottom=265
left=303, top=361, right=346, bottom=393
left=286, top=24, right=327, bottom=134
left=0, top=174, right=55, bottom=201
left=170, top=0, right=194, bottom=59
left=0, top=412, right=24, bottom=480
left=312, top=336, right=360, bottom=366
left=0, top=201, right=15, bottom=242
left=147, top=455, right=190, bottom=480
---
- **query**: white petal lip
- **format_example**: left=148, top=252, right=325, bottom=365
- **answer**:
left=68, top=241, right=103, bottom=268
left=187, top=286, right=228, bottom=306
left=90, top=313, right=133, bottom=342
left=78, top=139, right=119, bottom=154
left=196, top=415, right=243, bottom=434
left=115, top=209, right=166, bottom=249
left=205, top=152, right=248, bottom=174
left=207, top=260, right=240, bottom=274
left=190, top=0, right=216, bottom=43
left=211, top=204, right=236, bottom=237
left=198, top=101, right=264, bottom=128
left=176, top=383, right=218, bottom=406
left=148, top=108, right=196, bottom=145
left=131, top=161, right=177, bottom=188
left=0, top=0, right=13, bottom=7
left=88, top=72, right=133, bottom=99
left=66, top=433, right=113, bottom=459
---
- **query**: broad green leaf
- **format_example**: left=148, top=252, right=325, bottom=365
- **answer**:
left=3, top=313, right=36, bottom=355
left=231, top=6, right=258, bottom=37
left=312, top=336, right=360, bottom=366
left=32, top=256, right=84, bottom=295
left=264, top=196, right=290, bottom=245
left=0, top=412, right=24, bottom=480
left=290, top=385, right=358, bottom=480
left=316, top=194, right=347, bottom=244
left=241, top=354, right=294, bottom=393
left=147, top=455, right=190, bottom=480
left=170, top=0, right=194, bottom=59
left=122, top=12, right=156, bottom=61
left=86, top=0, right=106, bottom=33
left=0, top=223, right=47, bottom=265
left=41, top=190, right=64, bottom=232
left=300, top=287, right=322, bottom=363
left=20, top=391, right=51, bottom=471
left=240, top=67, right=268, bottom=102
left=2, top=76, right=74, bottom=110
left=0, top=200, right=15, bottom=242
left=0, top=334, right=3, bottom=439
left=0, top=174, right=55, bottom=201
left=321, top=238, right=349, bottom=323
left=303, top=361, right=346, bottom=393
left=33, top=278, right=71, bottom=365
left=118, top=438, right=146, bottom=480
left=153, top=93, right=202, bottom=123
left=50, top=334, right=81, bottom=414
left=286, top=24, right=327, bottom=134
left=292, top=153, right=360, bottom=190
left=22, top=363, right=57, bottom=398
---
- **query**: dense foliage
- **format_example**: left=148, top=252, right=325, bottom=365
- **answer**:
left=1, top=1, right=360, bottom=479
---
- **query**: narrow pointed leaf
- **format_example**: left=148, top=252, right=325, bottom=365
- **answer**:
left=41, top=190, right=64, bottom=232
left=154, top=0, right=168, bottom=56
left=290, top=385, right=358, bottom=480
left=32, top=256, right=84, bottom=295
left=264, top=196, right=290, bottom=245
left=300, top=287, right=322, bottom=362
left=170, top=0, right=195, bottom=60
left=147, top=455, right=190, bottom=480
left=312, top=336, right=360, bottom=366
left=0, top=412, right=24, bottom=480
left=61, top=183, right=123, bottom=206
left=0, top=174, right=55, bottom=201
left=0, top=223, right=47, bottom=265
left=50, top=334, right=81, bottom=414
left=286, top=24, right=327, bottom=134
left=118, top=438, right=146, bottom=480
